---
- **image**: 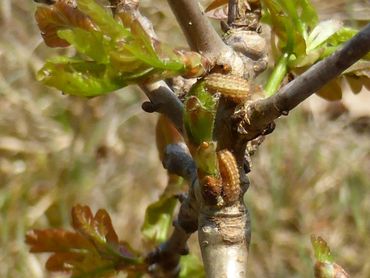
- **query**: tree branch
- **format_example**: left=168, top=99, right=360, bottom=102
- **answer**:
left=228, top=0, right=238, bottom=26
left=140, top=82, right=184, bottom=133
left=146, top=217, right=194, bottom=278
left=146, top=185, right=199, bottom=278
left=241, top=23, right=370, bottom=140
left=167, top=0, right=229, bottom=60
left=162, top=143, right=197, bottom=183
left=198, top=205, right=251, bottom=278
left=145, top=143, right=199, bottom=277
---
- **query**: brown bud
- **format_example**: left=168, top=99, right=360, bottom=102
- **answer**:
left=201, top=175, right=222, bottom=205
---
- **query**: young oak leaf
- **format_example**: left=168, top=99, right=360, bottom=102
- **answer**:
left=26, top=229, right=116, bottom=276
left=35, top=0, right=207, bottom=96
left=311, top=235, right=350, bottom=278
left=57, top=29, right=112, bottom=63
left=179, top=254, right=205, bottom=278
left=37, top=56, right=126, bottom=96
left=71, top=205, right=138, bottom=262
left=262, top=0, right=370, bottom=98
left=26, top=229, right=93, bottom=253
left=77, top=0, right=130, bottom=39
left=184, top=80, right=218, bottom=147
left=26, top=205, right=144, bottom=277
left=35, top=0, right=97, bottom=47
left=141, top=195, right=178, bottom=245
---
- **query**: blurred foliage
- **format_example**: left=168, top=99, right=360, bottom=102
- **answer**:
left=246, top=107, right=370, bottom=277
left=0, top=0, right=369, bottom=277
left=26, top=205, right=145, bottom=277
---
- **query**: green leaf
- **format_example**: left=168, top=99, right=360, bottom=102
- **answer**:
left=311, top=235, right=334, bottom=263
left=184, top=81, right=218, bottom=146
left=194, top=141, right=219, bottom=177
left=327, top=27, right=358, bottom=46
left=311, top=235, right=350, bottom=278
left=37, top=57, right=126, bottom=96
left=179, top=254, right=205, bottom=278
left=141, top=196, right=178, bottom=244
left=298, top=0, right=318, bottom=32
left=77, top=0, right=129, bottom=38
left=57, top=29, right=112, bottom=63
left=289, top=47, right=324, bottom=68
left=306, top=20, right=343, bottom=52
left=35, top=0, right=206, bottom=97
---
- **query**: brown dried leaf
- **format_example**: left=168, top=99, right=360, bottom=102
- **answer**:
left=205, top=0, right=228, bottom=12
left=346, top=76, right=370, bottom=94
left=316, top=78, right=342, bottom=101
left=35, top=1, right=96, bottom=47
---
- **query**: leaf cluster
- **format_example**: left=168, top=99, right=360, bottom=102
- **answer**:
left=261, top=0, right=370, bottom=98
left=34, top=0, right=205, bottom=96
left=26, top=205, right=144, bottom=277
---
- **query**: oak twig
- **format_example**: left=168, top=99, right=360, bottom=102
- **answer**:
left=163, top=143, right=197, bottom=184
left=140, top=82, right=184, bottom=133
left=241, top=23, right=370, bottom=140
left=167, top=0, right=229, bottom=61
left=147, top=143, right=199, bottom=277
left=228, top=0, right=238, bottom=26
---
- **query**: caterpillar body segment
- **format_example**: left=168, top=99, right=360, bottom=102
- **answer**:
left=217, top=149, right=241, bottom=204
left=204, top=73, right=253, bottom=103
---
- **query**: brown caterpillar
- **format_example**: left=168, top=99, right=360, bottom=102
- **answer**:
left=204, top=73, right=257, bottom=103
left=217, top=149, right=240, bottom=204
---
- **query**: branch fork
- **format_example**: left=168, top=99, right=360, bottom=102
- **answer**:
left=114, top=1, right=370, bottom=277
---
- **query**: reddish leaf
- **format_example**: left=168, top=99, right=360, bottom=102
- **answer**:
left=45, top=252, right=84, bottom=272
left=71, top=205, right=119, bottom=248
left=155, top=115, right=183, bottom=162
left=94, top=209, right=120, bottom=244
left=27, top=205, right=144, bottom=277
left=35, top=1, right=96, bottom=47
left=26, top=229, right=93, bottom=253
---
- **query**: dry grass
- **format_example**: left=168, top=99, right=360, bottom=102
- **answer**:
left=0, top=0, right=369, bottom=277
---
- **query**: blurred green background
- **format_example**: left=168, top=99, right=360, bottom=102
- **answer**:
left=0, top=0, right=369, bottom=277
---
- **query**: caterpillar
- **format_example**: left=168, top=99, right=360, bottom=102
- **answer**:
left=217, top=149, right=240, bottom=204
left=204, top=73, right=257, bottom=103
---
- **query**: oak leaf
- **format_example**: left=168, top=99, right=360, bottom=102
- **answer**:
left=26, top=205, right=144, bottom=277
left=35, top=1, right=96, bottom=47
